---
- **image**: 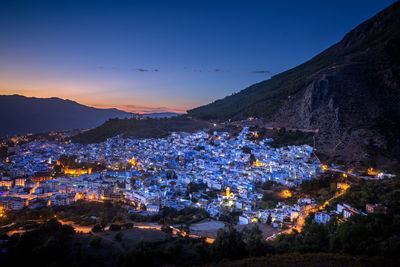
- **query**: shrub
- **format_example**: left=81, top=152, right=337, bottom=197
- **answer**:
left=89, top=235, right=102, bottom=248
left=109, top=224, right=122, bottom=231
left=91, top=224, right=102, bottom=232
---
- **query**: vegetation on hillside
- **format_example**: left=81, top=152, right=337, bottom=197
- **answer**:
left=71, top=116, right=209, bottom=144
left=329, top=178, right=400, bottom=213
left=187, top=51, right=332, bottom=120
left=1, top=219, right=75, bottom=266
left=273, top=178, right=400, bottom=260
left=248, top=126, right=314, bottom=147
left=129, top=206, right=210, bottom=225
left=0, top=200, right=125, bottom=228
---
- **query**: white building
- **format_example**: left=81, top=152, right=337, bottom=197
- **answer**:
left=314, top=212, right=331, bottom=224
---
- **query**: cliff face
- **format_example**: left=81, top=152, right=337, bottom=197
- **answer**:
left=274, top=64, right=400, bottom=167
left=189, top=2, right=400, bottom=169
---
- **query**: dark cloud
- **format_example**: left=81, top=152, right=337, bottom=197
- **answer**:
left=134, top=68, right=159, bottom=72
left=137, top=68, right=149, bottom=72
left=251, top=70, right=272, bottom=75
left=192, top=68, right=228, bottom=73
left=96, top=66, right=120, bottom=70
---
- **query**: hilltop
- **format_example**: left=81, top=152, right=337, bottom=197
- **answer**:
left=71, top=117, right=209, bottom=144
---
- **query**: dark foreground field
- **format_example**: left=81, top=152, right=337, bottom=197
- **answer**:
left=214, top=254, right=395, bottom=267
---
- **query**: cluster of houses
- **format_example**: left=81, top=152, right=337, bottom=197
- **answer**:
left=1, top=127, right=323, bottom=229
left=314, top=202, right=388, bottom=224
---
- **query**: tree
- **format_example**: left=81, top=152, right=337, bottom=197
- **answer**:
left=262, top=180, right=276, bottom=190
left=124, top=222, right=133, bottom=229
left=242, top=146, right=252, bottom=154
left=109, top=224, right=122, bottom=231
left=243, top=226, right=268, bottom=257
left=115, top=232, right=123, bottom=242
left=89, top=236, right=102, bottom=248
left=249, top=153, right=256, bottom=165
left=161, top=224, right=172, bottom=234
left=267, top=214, right=272, bottom=225
left=122, top=240, right=154, bottom=266
left=212, top=227, right=247, bottom=261
left=91, top=224, right=102, bottom=233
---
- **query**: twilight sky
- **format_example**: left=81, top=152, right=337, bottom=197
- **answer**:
left=0, top=0, right=396, bottom=113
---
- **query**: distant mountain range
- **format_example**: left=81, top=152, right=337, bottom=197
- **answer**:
left=188, top=2, right=400, bottom=170
left=0, top=95, right=135, bottom=137
left=0, top=95, right=182, bottom=137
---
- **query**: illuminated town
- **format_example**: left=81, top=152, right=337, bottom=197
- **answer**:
left=1, top=126, right=390, bottom=238
left=1, top=1, right=399, bottom=265
left=0, top=128, right=322, bottom=225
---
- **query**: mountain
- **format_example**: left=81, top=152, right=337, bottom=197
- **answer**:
left=0, top=94, right=134, bottom=136
left=188, top=2, right=400, bottom=170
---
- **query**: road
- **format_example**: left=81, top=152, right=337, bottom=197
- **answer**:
left=134, top=224, right=215, bottom=243
left=323, top=165, right=382, bottom=180
left=266, top=183, right=350, bottom=241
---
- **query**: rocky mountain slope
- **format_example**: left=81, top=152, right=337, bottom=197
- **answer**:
left=0, top=95, right=133, bottom=136
left=188, top=2, right=400, bottom=170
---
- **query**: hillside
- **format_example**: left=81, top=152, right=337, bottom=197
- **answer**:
left=188, top=2, right=400, bottom=170
left=71, top=117, right=209, bottom=144
left=0, top=95, right=133, bottom=136
left=142, top=112, right=181, bottom=118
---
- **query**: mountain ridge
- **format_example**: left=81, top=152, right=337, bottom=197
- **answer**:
left=0, top=94, right=134, bottom=137
left=188, top=1, right=400, bottom=170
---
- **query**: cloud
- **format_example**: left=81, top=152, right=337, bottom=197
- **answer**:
left=137, top=68, right=149, bottom=72
left=251, top=70, right=272, bottom=75
left=96, top=66, right=119, bottom=70
left=96, top=66, right=159, bottom=72
left=133, top=68, right=159, bottom=72
left=192, top=68, right=229, bottom=73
